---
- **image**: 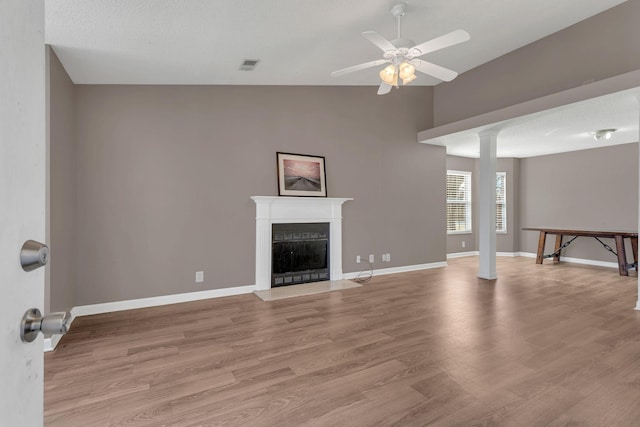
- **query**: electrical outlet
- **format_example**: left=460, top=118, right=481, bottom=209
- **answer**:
left=195, top=271, right=204, bottom=283
left=462, top=241, right=466, bottom=248
left=369, top=254, right=374, bottom=263
left=356, top=255, right=361, bottom=263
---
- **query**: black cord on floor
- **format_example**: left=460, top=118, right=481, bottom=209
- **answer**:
left=353, top=260, right=373, bottom=283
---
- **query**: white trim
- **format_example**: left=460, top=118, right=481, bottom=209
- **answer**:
left=447, top=251, right=479, bottom=259
left=44, top=249, right=625, bottom=352
left=547, top=256, right=618, bottom=269
left=72, top=285, right=256, bottom=317
left=44, top=285, right=256, bottom=352
left=450, top=251, right=621, bottom=269
left=499, top=251, right=620, bottom=269
left=516, top=252, right=537, bottom=258
left=251, top=196, right=352, bottom=291
left=448, top=251, right=525, bottom=258
left=343, top=261, right=447, bottom=279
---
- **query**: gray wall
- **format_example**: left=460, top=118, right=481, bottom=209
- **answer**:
left=48, top=1, right=639, bottom=307
left=48, top=48, right=76, bottom=313
left=434, top=0, right=640, bottom=126
left=73, top=85, right=443, bottom=305
left=519, top=143, right=638, bottom=262
left=446, top=156, right=520, bottom=254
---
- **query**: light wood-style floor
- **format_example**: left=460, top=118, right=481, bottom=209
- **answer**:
left=45, top=257, right=640, bottom=426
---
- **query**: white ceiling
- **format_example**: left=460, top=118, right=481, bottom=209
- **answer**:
left=423, top=88, right=640, bottom=158
left=45, top=0, right=637, bottom=159
left=45, top=0, right=627, bottom=86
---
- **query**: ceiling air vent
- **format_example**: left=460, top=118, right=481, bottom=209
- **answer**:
left=239, top=59, right=260, bottom=71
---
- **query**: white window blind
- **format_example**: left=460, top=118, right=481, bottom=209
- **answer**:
left=447, top=171, right=471, bottom=233
left=496, top=172, right=506, bottom=233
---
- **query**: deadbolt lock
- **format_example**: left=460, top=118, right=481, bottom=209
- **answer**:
left=20, top=240, right=49, bottom=272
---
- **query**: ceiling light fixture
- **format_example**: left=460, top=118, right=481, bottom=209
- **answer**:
left=378, top=61, right=416, bottom=87
left=330, top=3, right=469, bottom=95
left=591, top=129, right=617, bottom=141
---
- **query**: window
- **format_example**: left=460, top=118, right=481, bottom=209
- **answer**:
left=496, top=172, right=506, bottom=233
left=446, top=171, right=506, bottom=234
left=447, top=171, right=472, bottom=233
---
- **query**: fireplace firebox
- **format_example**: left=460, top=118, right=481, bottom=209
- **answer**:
left=272, top=223, right=330, bottom=287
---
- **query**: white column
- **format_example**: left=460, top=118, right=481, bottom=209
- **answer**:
left=478, top=130, right=498, bottom=280
left=636, top=97, right=640, bottom=310
left=254, top=200, right=273, bottom=291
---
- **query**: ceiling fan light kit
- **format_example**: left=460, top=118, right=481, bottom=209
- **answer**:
left=331, top=3, right=470, bottom=95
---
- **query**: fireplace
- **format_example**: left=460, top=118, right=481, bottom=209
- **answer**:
left=272, top=223, right=330, bottom=287
left=251, top=196, right=352, bottom=290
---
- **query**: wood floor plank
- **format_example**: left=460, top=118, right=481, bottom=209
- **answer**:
left=45, top=257, right=640, bottom=425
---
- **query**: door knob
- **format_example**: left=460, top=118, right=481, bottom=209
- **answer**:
left=21, top=308, right=70, bottom=343
left=20, top=240, right=49, bottom=271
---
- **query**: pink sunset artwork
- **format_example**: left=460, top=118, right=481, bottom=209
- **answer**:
left=283, top=159, right=322, bottom=191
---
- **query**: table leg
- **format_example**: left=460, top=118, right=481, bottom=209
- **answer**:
left=631, top=237, right=638, bottom=268
left=553, top=235, right=563, bottom=263
left=614, top=235, right=628, bottom=276
left=536, top=231, right=547, bottom=264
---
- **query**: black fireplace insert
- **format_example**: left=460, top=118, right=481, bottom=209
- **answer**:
left=272, top=223, right=330, bottom=287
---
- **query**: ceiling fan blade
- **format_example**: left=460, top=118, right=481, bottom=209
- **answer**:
left=409, top=29, right=470, bottom=57
left=411, top=59, right=458, bottom=82
left=330, top=59, right=388, bottom=77
left=377, top=82, right=392, bottom=95
left=362, top=31, right=397, bottom=52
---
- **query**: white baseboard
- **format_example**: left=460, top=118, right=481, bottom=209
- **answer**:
left=343, top=261, right=448, bottom=280
left=549, top=256, right=619, bottom=269
left=516, top=252, right=619, bottom=269
left=448, top=251, right=530, bottom=258
left=447, top=251, right=479, bottom=259
left=45, top=250, right=625, bottom=352
left=44, top=285, right=256, bottom=352
left=452, top=251, right=620, bottom=269
left=516, top=252, right=536, bottom=258
left=636, top=300, right=640, bottom=311
left=73, top=285, right=257, bottom=317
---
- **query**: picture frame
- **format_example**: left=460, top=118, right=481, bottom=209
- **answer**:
left=276, top=152, right=327, bottom=197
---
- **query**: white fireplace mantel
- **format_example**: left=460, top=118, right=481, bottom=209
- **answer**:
left=251, top=196, right=353, bottom=290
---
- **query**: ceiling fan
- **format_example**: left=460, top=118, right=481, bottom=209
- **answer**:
left=331, top=3, right=470, bottom=95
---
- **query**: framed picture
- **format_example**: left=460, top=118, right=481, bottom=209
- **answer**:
left=276, top=152, right=327, bottom=197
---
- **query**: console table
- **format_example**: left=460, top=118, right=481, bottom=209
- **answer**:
left=522, top=227, right=638, bottom=276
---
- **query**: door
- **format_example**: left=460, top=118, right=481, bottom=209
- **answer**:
left=1, top=0, right=46, bottom=425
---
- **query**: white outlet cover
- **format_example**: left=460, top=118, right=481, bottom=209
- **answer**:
left=195, top=271, right=204, bottom=283
left=369, top=254, right=374, bottom=263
